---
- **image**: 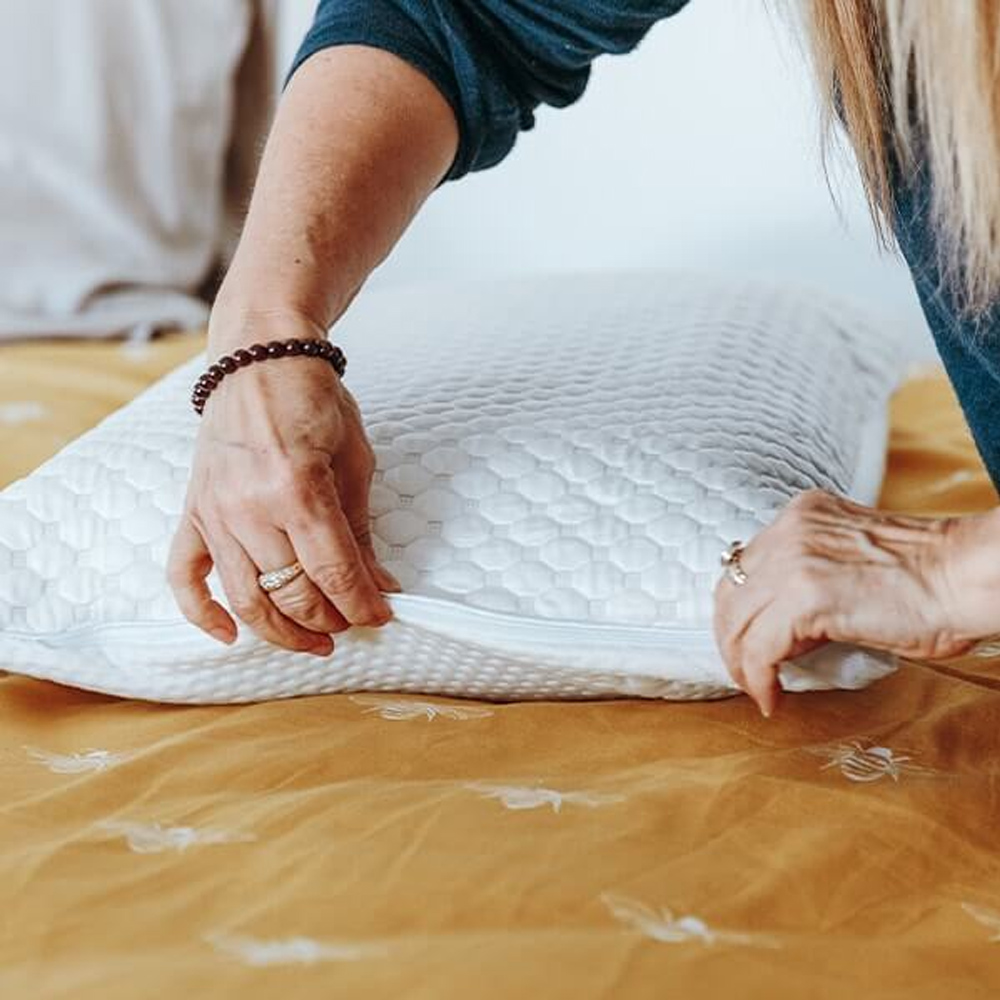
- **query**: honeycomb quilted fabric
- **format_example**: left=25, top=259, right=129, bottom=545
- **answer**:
left=0, top=274, right=903, bottom=702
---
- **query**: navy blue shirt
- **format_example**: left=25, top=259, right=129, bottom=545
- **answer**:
left=292, top=0, right=691, bottom=178
left=294, top=0, right=1000, bottom=490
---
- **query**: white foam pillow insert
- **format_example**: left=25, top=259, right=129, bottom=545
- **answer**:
left=0, top=273, right=902, bottom=703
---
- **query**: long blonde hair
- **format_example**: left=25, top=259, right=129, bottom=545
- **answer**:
left=801, top=0, right=1000, bottom=314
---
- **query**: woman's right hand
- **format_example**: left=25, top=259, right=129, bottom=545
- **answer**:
left=167, top=316, right=400, bottom=656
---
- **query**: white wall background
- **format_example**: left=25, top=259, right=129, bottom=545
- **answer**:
left=279, top=0, right=933, bottom=357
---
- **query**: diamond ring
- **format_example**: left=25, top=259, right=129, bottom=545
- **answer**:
left=257, top=561, right=305, bottom=593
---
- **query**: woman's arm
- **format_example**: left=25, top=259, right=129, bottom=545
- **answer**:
left=169, top=1, right=685, bottom=653
left=212, top=45, right=458, bottom=345
left=167, top=47, right=458, bottom=654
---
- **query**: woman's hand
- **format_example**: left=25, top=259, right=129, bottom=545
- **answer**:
left=167, top=318, right=399, bottom=656
left=161, top=41, right=461, bottom=654
left=713, top=489, right=1000, bottom=717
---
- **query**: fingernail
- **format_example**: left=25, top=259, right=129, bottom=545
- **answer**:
left=210, top=627, right=235, bottom=645
left=760, top=704, right=772, bottom=719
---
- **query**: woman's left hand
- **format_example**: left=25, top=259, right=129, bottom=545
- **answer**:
left=713, top=489, right=1000, bottom=717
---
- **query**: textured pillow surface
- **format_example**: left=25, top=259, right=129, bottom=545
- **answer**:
left=0, top=274, right=902, bottom=703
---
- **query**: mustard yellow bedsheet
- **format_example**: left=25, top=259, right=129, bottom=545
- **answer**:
left=2, top=339, right=1000, bottom=999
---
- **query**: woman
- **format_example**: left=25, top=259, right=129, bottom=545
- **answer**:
left=168, top=1, right=1000, bottom=718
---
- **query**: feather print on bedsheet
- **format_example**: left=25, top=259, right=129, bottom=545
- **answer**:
left=350, top=695, right=493, bottom=721
left=206, top=934, right=387, bottom=967
left=962, top=903, right=1000, bottom=941
left=466, top=783, right=624, bottom=813
left=23, top=746, right=134, bottom=774
left=806, top=741, right=944, bottom=783
left=601, top=894, right=781, bottom=949
left=0, top=401, right=48, bottom=425
left=98, top=820, right=256, bottom=854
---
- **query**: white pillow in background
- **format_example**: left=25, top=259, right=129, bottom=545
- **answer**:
left=0, top=273, right=902, bottom=703
left=0, top=0, right=252, bottom=339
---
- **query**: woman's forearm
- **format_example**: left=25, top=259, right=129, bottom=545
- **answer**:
left=168, top=46, right=457, bottom=650
left=211, top=45, right=459, bottom=348
left=938, top=506, right=1000, bottom=640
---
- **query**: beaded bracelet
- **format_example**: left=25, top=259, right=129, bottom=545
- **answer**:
left=191, top=339, right=346, bottom=416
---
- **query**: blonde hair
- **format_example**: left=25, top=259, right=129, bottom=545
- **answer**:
left=801, top=0, right=1000, bottom=314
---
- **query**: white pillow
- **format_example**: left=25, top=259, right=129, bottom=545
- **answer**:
left=0, top=0, right=252, bottom=339
left=0, top=273, right=902, bottom=702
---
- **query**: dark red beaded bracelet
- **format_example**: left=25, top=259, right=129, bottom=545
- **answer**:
left=191, top=338, right=346, bottom=415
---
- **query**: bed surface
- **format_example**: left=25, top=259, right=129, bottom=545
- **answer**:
left=2, top=337, right=1000, bottom=998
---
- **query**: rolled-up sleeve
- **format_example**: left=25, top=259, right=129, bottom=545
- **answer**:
left=290, top=0, right=690, bottom=180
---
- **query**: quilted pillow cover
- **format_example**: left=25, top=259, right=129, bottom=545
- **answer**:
left=0, top=273, right=903, bottom=703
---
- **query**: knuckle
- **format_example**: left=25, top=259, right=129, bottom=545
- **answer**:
left=228, top=594, right=315, bottom=651
left=312, top=559, right=367, bottom=596
left=293, top=475, right=337, bottom=511
left=774, top=508, right=805, bottom=539
left=351, top=517, right=374, bottom=549
left=271, top=586, right=327, bottom=621
left=259, top=459, right=331, bottom=506
left=786, top=488, right=827, bottom=516
left=360, top=604, right=391, bottom=628
left=773, top=509, right=813, bottom=550
left=272, top=469, right=312, bottom=503
left=229, top=594, right=267, bottom=626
